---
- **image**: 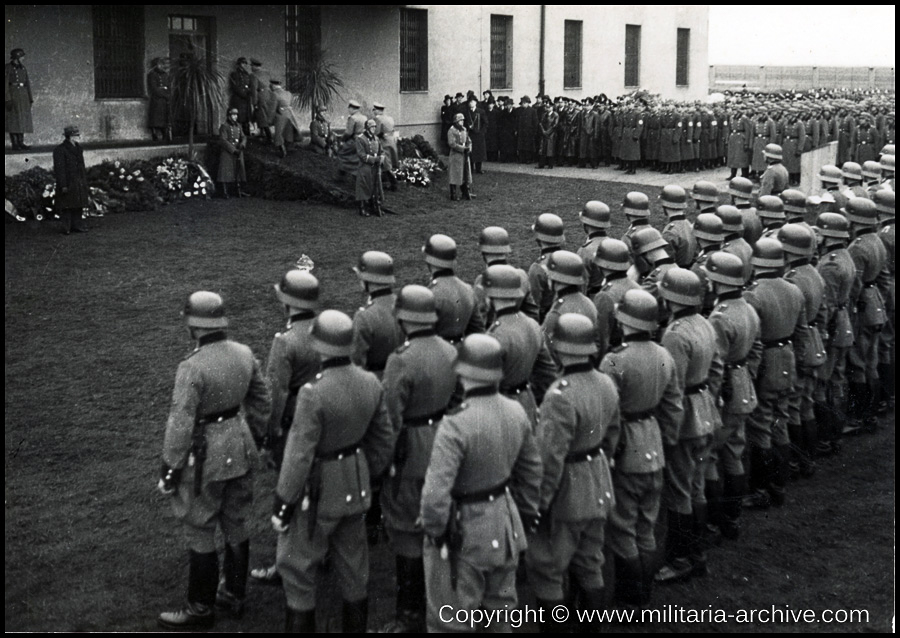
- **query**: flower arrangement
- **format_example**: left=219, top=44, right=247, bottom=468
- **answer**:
left=392, top=157, right=441, bottom=188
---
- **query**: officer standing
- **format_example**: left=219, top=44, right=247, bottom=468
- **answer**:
left=620, top=192, right=651, bottom=256
left=758, top=144, right=789, bottom=197
left=421, top=334, right=542, bottom=632
left=272, top=310, right=393, bottom=633
left=704, top=252, right=762, bottom=540
left=53, top=125, right=90, bottom=235
left=600, top=290, right=683, bottom=606
left=217, top=108, right=248, bottom=199
left=660, top=185, right=697, bottom=268
left=576, top=201, right=613, bottom=296
left=483, top=264, right=557, bottom=429
left=373, top=102, right=400, bottom=191
left=473, top=226, right=540, bottom=324
left=742, top=238, right=808, bottom=510
left=380, top=286, right=457, bottom=632
left=529, top=214, right=567, bottom=322
left=811, top=213, right=858, bottom=455
left=448, top=112, right=475, bottom=200
left=591, top=238, right=639, bottom=361
left=844, top=198, right=888, bottom=433
left=355, top=119, right=385, bottom=217
left=249, top=270, right=321, bottom=585
left=228, top=58, right=253, bottom=136
left=527, top=314, right=620, bottom=629
left=542, top=251, right=600, bottom=355
left=147, top=57, right=172, bottom=141
left=157, top=292, right=271, bottom=630
left=655, top=269, right=723, bottom=584
left=757, top=195, right=787, bottom=240
left=750, top=107, right=777, bottom=180
left=778, top=225, right=827, bottom=477
left=337, top=99, right=368, bottom=177
left=423, top=234, right=485, bottom=343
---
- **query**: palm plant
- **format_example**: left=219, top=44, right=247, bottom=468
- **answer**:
left=289, top=51, right=346, bottom=121
left=170, top=51, right=225, bottom=159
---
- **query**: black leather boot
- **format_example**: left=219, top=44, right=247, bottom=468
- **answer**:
left=285, top=608, right=316, bottom=633
left=461, top=184, right=475, bottom=200
left=613, top=554, right=642, bottom=606
left=721, top=473, right=746, bottom=540
left=535, top=598, right=566, bottom=632
left=217, top=540, right=249, bottom=618
left=342, top=597, right=368, bottom=633
left=580, top=588, right=605, bottom=631
left=380, top=556, right=425, bottom=632
left=358, top=200, right=370, bottom=217
left=800, top=420, right=818, bottom=477
left=449, top=185, right=459, bottom=201
left=744, top=446, right=772, bottom=509
left=768, top=444, right=790, bottom=507
left=158, top=550, right=218, bottom=630
left=656, top=511, right=693, bottom=584
left=690, top=503, right=710, bottom=576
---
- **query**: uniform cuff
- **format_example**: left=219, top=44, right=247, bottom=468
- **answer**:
left=272, top=493, right=296, bottom=524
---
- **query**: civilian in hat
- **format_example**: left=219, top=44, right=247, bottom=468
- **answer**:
left=228, top=57, right=253, bottom=136
left=440, top=95, right=454, bottom=152
left=53, top=126, right=90, bottom=234
left=464, top=97, right=487, bottom=174
left=6, top=48, right=33, bottom=150
left=147, top=57, right=172, bottom=141
left=497, top=97, right=518, bottom=163
left=516, top=95, right=539, bottom=164
left=484, top=97, right=500, bottom=162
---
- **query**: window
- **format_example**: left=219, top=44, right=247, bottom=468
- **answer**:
left=564, top=20, right=583, bottom=89
left=92, top=6, right=145, bottom=99
left=400, top=8, right=428, bottom=92
left=624, top=24, right=641, bottom=88
left=676, top=28, right=690, bottom=86
left=285, top=6, right=322, bottom=88
left=490, top=15, right=513, bottom=90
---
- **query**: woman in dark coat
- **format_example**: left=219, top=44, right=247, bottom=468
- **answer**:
left=515, top=97, right=538, bottom=164
left=485, top=99, right=500, bottom=161
left=497, top=98, right=517, bottom=162
left=440, top=95, right=454, bottom=153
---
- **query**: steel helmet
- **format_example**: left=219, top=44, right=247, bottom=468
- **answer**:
left=874, top=190, right=894, bottom=216
left=310, top=309, right=354, bottom=357
left=862, top=160, right=882, bottom=180
left=593, top=237, right=632, bottom=271
left=818, top=164, right=842, bottom=184
left=690, top=181, right=720, bottom=204
left=843, top=198, right=878, bottom=225
left=483, top=264, right=525, bottom=299
left=353, top=251, right=395, bottom=285
left=693, top=213, right=725, bottom=242
left=763, top=143, right=783, bottom=161
left=580, top=201, right=612, bottom=228
left=615, top=289, right=659, bottom=332
left=660, top=185, right=688, bottom=210
left=622, top=191, right=650, bottom=217
left=815, top=212, right=851, bottom=239
left=631, top=226, right=668, bottom=256
left=728, top=176, right=754, bottom=200
left=550, top=313, right=598, bottom=356
left=715, top=205, right=744, bottom=234
left=532, top=213, right=566, bottom=243
left=546, top=250, right=585, bottom=286
left=757, top=195, right=786, bottom=220
left=750, top=237, right=784, bottom=269
left=777, top=223, right=815, bottom=256
left=780, top=189, right=807, bottom=215
left=659, top=267, right=703, bottom=306
left=183, top=291, right=228, bottom=328
left=879, top=154, right=895, bottom=173
left=705, top=251, right=746, bottom=287
left=395, top=285, right=438, bottom=323
left=479, top=226, right=512, bottom=255
left=840, top=161, right=863, bottom=182
left=423, top=234, right=458, bottom=268
left=274, top=270, right=320, bottom=309
left=455, top=334, right=504, bottom=382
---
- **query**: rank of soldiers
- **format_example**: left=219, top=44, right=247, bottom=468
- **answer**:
left=155, top=147, right=894, bottom=632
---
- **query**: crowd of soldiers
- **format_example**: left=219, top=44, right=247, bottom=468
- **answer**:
left=156, top=139, right=894, bottom=632
left=438, top=88, right=895, bottom=181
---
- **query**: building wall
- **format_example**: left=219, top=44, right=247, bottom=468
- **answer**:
left=4, top=5, right=284, bottom=148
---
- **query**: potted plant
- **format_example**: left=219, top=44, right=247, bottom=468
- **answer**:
left=169, top=51, right=225, bottom=160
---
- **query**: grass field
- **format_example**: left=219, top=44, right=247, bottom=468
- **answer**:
left=4, top=168, right=894, bottom=632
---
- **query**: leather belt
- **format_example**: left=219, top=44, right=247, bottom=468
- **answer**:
left=726, top=357, right=748, bottom=369
left=197, top=405, right=240, bottom=426
left=565, top=444, right=602, bottom=463
left=622, top=409, right=655, bottom=422
left=501, top=381, right=530, bottom=396
left=452, top=478, right=509, bottom=504
left=317, top=440, right=363, bottom=462
left=406, top=409, right=445, bottom=428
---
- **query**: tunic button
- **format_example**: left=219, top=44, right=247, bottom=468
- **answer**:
left=783, top=371, right=789, bottom=376
left=491, top=539, right=499, bottom=549
left=599, top=498, right=603, bottom=505
left=513, top=532, right=518, bottom=539
left=346, top=495, right=352, bottom=502
left=226, top=458, right=232, bottom=465
left=645, top=453, right=652, bottom=460
left=606, top=492, right=612, bottom=499
left=361, top=490, right=367, bottom=498
left=587, top=455, right=593, bottom=461
left=743, top=399, right=749, bottom=404
left=704, top=421, right=711, bottom=427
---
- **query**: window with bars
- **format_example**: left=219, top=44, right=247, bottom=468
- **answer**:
left=490, top=15, right=513, bottom=90
left=676, top=28, right=690, bottom=86
left=564, top=20, right=583, bottom=89
left=624, top=24, right=641, bottom=88
left=400, top=9, right=428, bottom=92
left=285, top=5, right=322, bottom=89
left=92, top=5, right=145, bottom=99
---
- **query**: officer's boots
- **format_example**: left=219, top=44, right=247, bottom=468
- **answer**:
left=800, top=419, right=819, bottom=477
left=237, top=182, right=250, bottom=198
left=744, top=445, right=773, bottom=510
left=721, top=473, right=746, bottom=540
left=285, top=608, right=316, bottom=633
left=342, top=597, right=369, bottom=633
left=844, top=382, right=869, bottom=435
left=216, top=540, right=249, bottom=619
left=613, top=554, right=643, bottom=606
left=380, top=556, right=426, bottom=632
left=535, top=598, right=566, bottom=633
left=876, top=362, right=895, bottom=413
left=449, top=185, right=460, bottom=201
left=370, top=197, right=384, bottom=217
left=705, top=478, right=725, bottom=538
left=158, top=550, right=218, bottom=630
left=768, top=445, right=789, bottom=507
left=814, top=403, right=838, bottom=457
left=690, top=502, right=711, bottom=577
left=579, top=587, right=607, bottom=632
left=655, top=510, right=694, bottom=584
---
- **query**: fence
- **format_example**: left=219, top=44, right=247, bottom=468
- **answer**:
left=709, top=65, right=894, bottom=92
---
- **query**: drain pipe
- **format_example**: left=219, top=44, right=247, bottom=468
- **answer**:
left=539, top=5, right=546, bottom=97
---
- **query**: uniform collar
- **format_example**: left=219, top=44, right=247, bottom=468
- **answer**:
left=562, top=362, right=594, bottom=375
left=671, top=307, right=698, bottom=320
left=765, top=221, right=784, bottom=231
left=485, top=257, right=508, bottom=266
left=556, top=285, right=581, bottom=298
left=587, top=230, right=607, bottom=239
left=854, top=227, right=875, bottom=237
left=629, top=218, right=649, bottom=228
left=369, top=288, right=393, bottom=301
left=540, top=246, right=561, bottom=256
left=197, top=331, right=227, bottom=347
left=464, top=385, right=499, bottom=398
left=666, top=214, right=686, bottom=221
left=653, top=256, right=675, bottom=267
left=494, top=306, right=519, bottom=318
left=716, top=290, right=743, bottom=302
left=623, top=332, right=653, bottom=343
left=724, top=232, right=742, bottom=242
left=431, top=268, right=454, bottom=279
left=734, top=203, right=752, bottom=210
left=406, top=328, right=436, bottom=340
left=289, top=310, right=316, bottom=324
left=754, top=271, right=781, bottom=280
left=321, top=357, right=351, bottom=370
left=821, top=243, right=846, bottom=255
left=881, top=219, right=895, bottom=227
left=787, top=258, right=810, bottom=267
left=603, top=271, right=628, bottom=283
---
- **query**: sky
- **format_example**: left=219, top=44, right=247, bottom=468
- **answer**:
left=708, top=5, right=895, bottom=67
